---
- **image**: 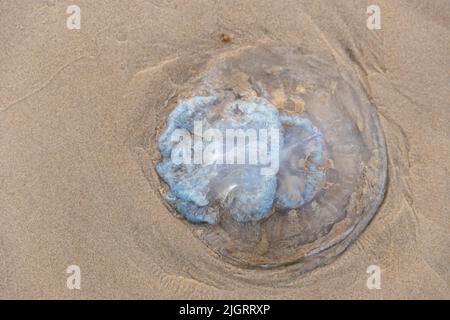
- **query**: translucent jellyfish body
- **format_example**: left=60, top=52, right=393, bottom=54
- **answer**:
left=155, top=46, right=387, bottom=269
left=157, top=96, right=282, bottom=224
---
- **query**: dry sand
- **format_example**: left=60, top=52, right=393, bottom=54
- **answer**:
left=0, top=0, right=449, bottom=299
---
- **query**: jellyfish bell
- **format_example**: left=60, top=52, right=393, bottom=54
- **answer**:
left=155, top=45, right=387, bottom=270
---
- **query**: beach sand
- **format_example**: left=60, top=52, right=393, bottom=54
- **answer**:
left=0, top=0, right=449, bottom=299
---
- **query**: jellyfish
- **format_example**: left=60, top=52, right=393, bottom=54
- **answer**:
left=154, top=45, right=387, bottom=269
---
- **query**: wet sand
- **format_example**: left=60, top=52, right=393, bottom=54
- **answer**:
left=0, top=0, right=449, bottom=299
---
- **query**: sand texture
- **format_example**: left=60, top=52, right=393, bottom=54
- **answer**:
left=0, top=0, right=449, bottom=299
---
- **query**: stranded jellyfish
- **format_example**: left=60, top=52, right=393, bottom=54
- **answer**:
left=156, top=46, right=387, bottom=269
